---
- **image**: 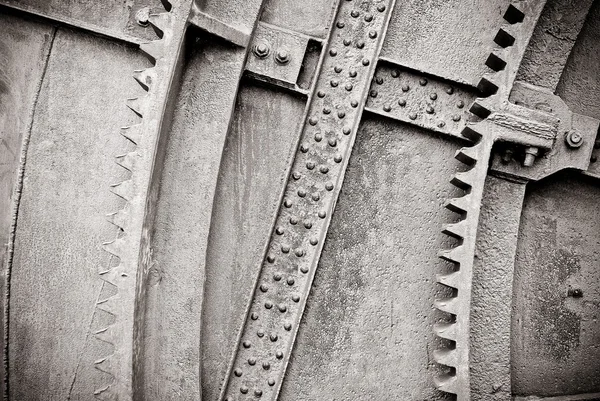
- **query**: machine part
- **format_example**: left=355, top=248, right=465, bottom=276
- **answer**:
left=221, top=0, right=396, bottom=399
left=188, top=4, right=251, bottom=47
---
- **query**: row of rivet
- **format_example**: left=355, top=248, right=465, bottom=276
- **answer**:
left=222, top=0, right=393, bottom=399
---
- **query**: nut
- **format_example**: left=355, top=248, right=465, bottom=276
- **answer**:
left=275, top=48, right=290, bottom=64
left=565, top=130, right=584, bottom=149
left=253, top=42, right=270, bottom=59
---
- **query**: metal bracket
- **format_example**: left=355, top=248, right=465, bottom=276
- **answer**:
left=188, top=4, right=251, bottom=47
left=491, top=81, right=600, bottom=181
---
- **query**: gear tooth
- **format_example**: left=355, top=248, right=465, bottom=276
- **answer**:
left=455, top=146, right=478, bottom=165
left=436, top=271, right=461, bottom=289
left=434, top=373, right=458, bottom=394
left=115, top=151, right=138, bottom=172
left=126, top=97, right=145, bottom=117
left=442, top=220, right=467, bottom=240
left=132, top=68, right=155, bottom=91
left=106, top=209, right=127, bottom=230
left=139, top=40, right=165, bottom=62
left=445, top=196, right=469, bottom=214
left=102, top=237, right=125, bottom=258
left=438, top=246, right=465, bottom=264
left=451, top=169, right=476, bottom=191
left=94, top=324, right=115, bottom=344
left=435, top=297, right=459, bottom=314
left=110, top=179, right=134, bottom=201
left=94, top=355, right=112, bottom=373
left=148, top=12, right=171, bottom=32
left=433, top=322, right=457, bottom=341
left=120, top=124, right=142, bottom=145
left=434, top=348, right=458, bottom=367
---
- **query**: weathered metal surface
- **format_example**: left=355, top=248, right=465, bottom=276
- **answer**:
left=220, top=0, right=396, bottom=399
left=188, top=4, right=251, bottom=47
left=365, top=61, right=476, bottom=140
left=245, top=22, right=311, bottom=91
left=512, top=172, right=600, bottom=397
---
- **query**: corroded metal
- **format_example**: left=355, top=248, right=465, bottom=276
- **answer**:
left=221, top=1, right=396, bottom=400
left=365, top=61, right=476, bottom=139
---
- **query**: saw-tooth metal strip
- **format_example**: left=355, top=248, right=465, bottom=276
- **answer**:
left=220, top=1, right=397, bottom=400
left=96, top=0, right=193, bottom=399
left=434, top=2, right=547, bottom=400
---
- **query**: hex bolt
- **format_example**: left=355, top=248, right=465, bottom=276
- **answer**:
left=135, top=7, right=151, bottom=27
left=275, top=48, right=290, bottom=64
left=523, top=146, right=539, bottom=167
left=253, top=42, right=270, bottom=59
left=565, top=130, right=584, bottom=149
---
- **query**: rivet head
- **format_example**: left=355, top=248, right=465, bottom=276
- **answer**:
left=438, top=121, right=446, bottom=128
left=370, top=90, right=378, bottom=98
left=369, top=31, right=377, bottom=39
left=317, top=91, right=326, bottom=98
left=430, top=93, right=438, bottom=100
left=350, top=100, right=358, bottom=108
left=334, top=66, right=343, bottom=73
left=318, top=210, right=327, bottom=218
left=284, top=323, right=292, bottom=331
left=275, top=49, right=290, bottom=64
left=338, top=111, right=346, bottom=118
left=377, top=4, right=386, bottom=11
left=241, top=385, right=249, bottom=394
left=248, top=357, right=256, bottom=366
left=391, top=70, right=399, bottom=78
left=375, top=77, right=384, bottom=84
left=452, top=114, right=461, bottom=122
left=234, top=368, right=243, bottom=377
left=268, top=378, right=276, bottom=386
left=273, top=273, right=282, bottom=281
left=300, top=144, right=309, bottom=153
left=364, top=13, right=373, bottom=22
left=275, top=226, right=284, bottom=235
left=306, top=161, right=316, bottom=170
left=260, top=284, right=268, bottom=292
left=266, top=254, right=275, bottom=263
left=292, top=294, right=301, bottom=302
left=426, top=106, right=435, bottom=114
left=409, top=112, right=417, bottom=120
left=356, top=41, right=365, bottom=49
left=297, top=188, right=307, bottom=197
left=251, top=312, right=259, bottom=320
left=253, top=42, right=270, bottom=59
left=281, top=244, right=290, bottom=253
left=383, top=104, right=391, bottom=112
left=264, top=301, right=272, bottom=309
left=287, top=277, right=295, bottom=285
left=309, top=117, right=318, bottom=125
left=402, top=84, right=410, bottom=92
left=329, top=48, right=338, bottom=56
left=304, top=220, right=313, bottom=228
left=345, top=83, right=353, bottom=91
left=255, top=389, right=263, bottom=397
left=295, top=248, right=305, bottom=257
left=349, top=69, right=357, bottom=77
left=315, top=132, right=323, bottom=142
left=336, top=21, right=345, bottom=28
left=257, top=329, right=265, bottom=337
left=278, top=304, right=287, bottom=312
left=334, top=154, right=342, bottom=163
left=323, top=107, right=331, bottom=114
left=351, top=10, right=359, bottom=18
left=262, top=361, right=271, bottom=370
left=362, top=58, right=370, bottom=66
left=243, top=340, right=252, bottom=348
left=320, top=165, right=329, bottom=174
left=419, top=78, right=428, bottom=86
left=284, top=199, right=292, bottom=208
left=446, top=87, right=454, bottom=95
left=457, top=100, right=465, bottom=108
left=398, top=99, right=406, bottom=107
left=330, top=79, right=339, bottom=87
left=325, top=182, right=334, bottom=191
left=276, top=351, right=284, bottom=359
left=566, top=130, right=584, bottom=148
left=309, top=238, right=318, bottom=246
left=343, top=38, right=352, bottom=46
left=270, top=333, right=278, bottom=342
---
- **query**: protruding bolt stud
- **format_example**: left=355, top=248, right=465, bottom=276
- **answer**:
left=135, top=7, right=151, bottom=27
left=565, top=130, right=584, bottom=149
left=253, top=42, right=271, bottom=59
left=501, top=148, right=514, bottom=164
left=275, top=48, right=290, bottom=64
left=523, top=146, right=539, bottom=167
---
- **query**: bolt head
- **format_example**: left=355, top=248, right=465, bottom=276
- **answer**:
left=566, top=130, right=584, bottom=148
left=135, top=7, right=150, bottom=26
left=275, top=49, right=290, bottom=64
left=253, top=42, right=270, bottom=58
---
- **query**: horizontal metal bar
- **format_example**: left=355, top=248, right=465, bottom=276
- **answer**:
left=514, top=393, right=600, bottom=401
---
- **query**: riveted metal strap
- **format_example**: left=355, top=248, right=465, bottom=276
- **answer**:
left=220, top=0, right=396, bottom=400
